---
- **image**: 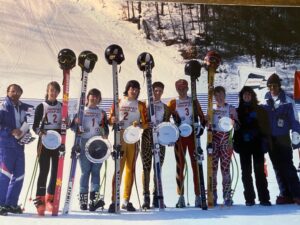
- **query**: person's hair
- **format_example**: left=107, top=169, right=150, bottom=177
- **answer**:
left=152, top=81, right=164, bottom=90
left=213, top=86, right=226, bottom=96
left=238, top=86, right=258, bottom=107
left=123, top=80, right=140, bottom=98
left=7, top=84, right=23, bottom=95
left=87, top=88, right=102, bottom=105
left=45, top=81, right=61, bottom=101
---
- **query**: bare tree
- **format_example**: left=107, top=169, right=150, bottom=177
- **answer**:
left=167, top=3, right=177, bottom=36
left=179, top=4, right=187, bottom=41
left=188, top=5, right=195, bottom=30
left=161, top=3, right=165, bottom=15
left=155, top=2, right=162, bottom=29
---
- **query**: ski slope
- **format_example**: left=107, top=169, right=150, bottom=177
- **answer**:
left=1, top=1, right=300, bottom=225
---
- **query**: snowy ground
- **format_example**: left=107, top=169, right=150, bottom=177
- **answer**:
left=1, top=0, right=300, bottom=225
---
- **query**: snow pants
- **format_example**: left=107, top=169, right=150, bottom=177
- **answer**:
left=79, top=138, right=102, bottom=194
left=0, top=145, right=25, bottom=207
left=212, top=131, right=233, bottom=200
left=269, top=135, right=300, bottom=198
left=111, top=130, right=139, bottom=202
left=239, top=150, right=270, bottom=203
left=175, top=133, right=200, bottom=196
left=141, top=128, right=165, bottom=196
left=36, top=140, right=59, bottom=196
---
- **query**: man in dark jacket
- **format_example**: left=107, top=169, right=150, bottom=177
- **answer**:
left=0, top=84, right=33, bottom=215
left=262, top=73, right=300, bottom=205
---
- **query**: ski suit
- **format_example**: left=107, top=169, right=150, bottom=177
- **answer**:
left=141, top=100, right=170, bottom=197
left=32, top=101, right=62, bottom=197
left=0, top=96, right=33, bottom=207
left=262, top=91, right=300, bottom=199
left=109, top=97, right=148, bottom=202
left=211, top=103, right=237, bottom=201
left=168, top=97, right=205, bottom=196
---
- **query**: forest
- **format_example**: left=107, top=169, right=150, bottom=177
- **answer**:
left=120, top=1, right=300, bottom=68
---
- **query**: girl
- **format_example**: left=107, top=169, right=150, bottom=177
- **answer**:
left=32, top=81, right=62, bottom=216
left=211, top=86, right=238, bottom=206
left=73, top=88, right=109, bottom=211
left=108, top=80, right=148, bottom=212
left=234, top=86, right=271, bottom=206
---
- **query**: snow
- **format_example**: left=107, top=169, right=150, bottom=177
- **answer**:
left=1, top=0, right=300, bottom=225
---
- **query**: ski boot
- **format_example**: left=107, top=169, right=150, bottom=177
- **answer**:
left=79, top=193, right=88, bottom=210
left=121, top=200, right=136, bottom=211
left=175, top=195, right=186, bottom=208
left=152, top=194, right=158, bottom=208
left=108, top=202, right=115, bottom=213
left=213, top=191, right=218, bottom=206
left=0, top=206, right=8, bottom=216
left=142, top=194, right=150, bottom=210
left=45, top=194, right=54, bottom=212
left=223, top=192, right=233, bottom=206
left=89, top=192, right=105, bottom=211
left=195, top=195, right=202, bottom=208
left=5, top=205, right=23, bottom=214
left=33, top=196, right=46, bottom=216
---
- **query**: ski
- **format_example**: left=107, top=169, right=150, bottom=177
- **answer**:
left=62, top=51, right=98, bottom=214
left=204, top=51, right=221, bottom=208
left=137, top=52, right=165, bottom=210
left=184, top=60, right=207, bottom=210
left=52, top=49, right=76, bottom=216
left=105, top=44, right=125, bottom=213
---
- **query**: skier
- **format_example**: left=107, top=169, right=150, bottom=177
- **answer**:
left=71, top=88, right=109, bottom=211
left=262, top=73, right=300, bottom=205
left=108, top=80, right=148, bottom=212
left=234, top=86, right=271, bottom=206
left=0, top=84, right=33, bottom=216
left=211, top=86, right=238, bottom=206
left=141, top=81, right=170, bottom=209
left=32, top=81, right=62, bottom=216
left=167, top=79, right=205, bottom=208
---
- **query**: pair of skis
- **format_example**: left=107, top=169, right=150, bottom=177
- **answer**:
left=104, top=44, right=125, bottom=213
left=204, top=51, right=221, bottom=208
left=184, top=51, right=221, bottom=209
left=52, top=49, right=98, bottom=216
left=137, top=52, right=165, bottom=210
left=184, top=60, right=207, bottom=210
left=62, top=51, right=98, bottom=214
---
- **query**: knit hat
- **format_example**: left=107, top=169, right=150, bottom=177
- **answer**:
left=267, top=73, right=281, bottom=86
left=175, top=79, right=188, bottom=89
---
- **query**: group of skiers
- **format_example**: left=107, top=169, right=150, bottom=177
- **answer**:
left=1, top=73, right=300, bottom=216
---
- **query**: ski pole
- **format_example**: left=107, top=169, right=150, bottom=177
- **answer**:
left=134, top=142, right=142, bottom=211
left=22, top=154, right=39, bottom=211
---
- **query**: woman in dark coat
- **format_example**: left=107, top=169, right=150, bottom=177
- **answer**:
left=234, top=86, right=272, bottom=206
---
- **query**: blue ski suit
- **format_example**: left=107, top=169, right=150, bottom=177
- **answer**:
left=0, top=96, right=33, bottom=207
left=262, top=91, right=300, bottom=199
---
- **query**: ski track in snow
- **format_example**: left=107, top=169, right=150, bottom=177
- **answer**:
left=1, top=1, right=300, bottom=225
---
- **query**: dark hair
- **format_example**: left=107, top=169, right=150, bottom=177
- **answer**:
left=87, top=88, right=102, bottom=104
left=123, top=80, right=140, bottom=97
left=7, top=84, right=23, bottom=95
left=152, top=81, right=164, bottom=90
left=214, top=86, right=226, bottom=95
left=45, top=81, right=61, bottom=101
left=267, top=73, right=281, bottom=87
left=238, top=86, right=258, bottom=107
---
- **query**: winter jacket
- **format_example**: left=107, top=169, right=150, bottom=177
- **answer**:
left=262, top=90, right=300, bottom=149
left=0, top=97, right=33, bottom=148
left=233, top=103, right=271, bottom=154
